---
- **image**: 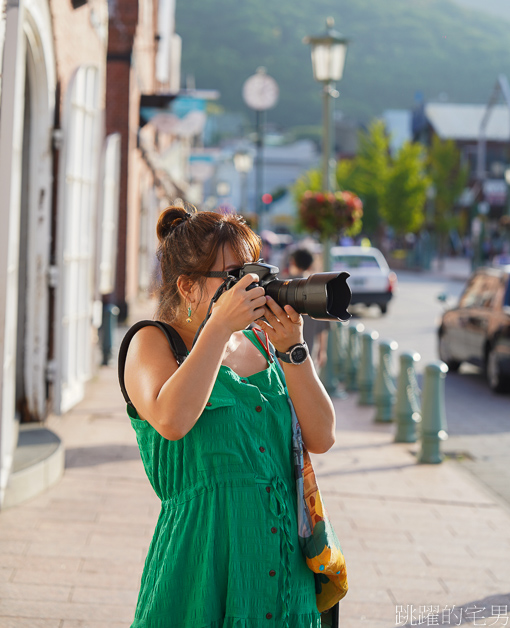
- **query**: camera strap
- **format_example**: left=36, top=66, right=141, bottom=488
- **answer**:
left=205, top=271, right=231, bottom=278
left=192, top=278, right=233, bottom=348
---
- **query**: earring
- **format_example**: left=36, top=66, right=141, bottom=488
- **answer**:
left=186, top=303, right=192, bottom=324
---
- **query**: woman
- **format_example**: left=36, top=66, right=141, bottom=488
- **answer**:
left=120, top=206, right=336, bottom=627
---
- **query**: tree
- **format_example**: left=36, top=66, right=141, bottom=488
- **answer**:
left=342, top=120, right=390, bottom=236
left=427, top=136, right=469, bottom=258
left=380, top=141, right=430, bottom=235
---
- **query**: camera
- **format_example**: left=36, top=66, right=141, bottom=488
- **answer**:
left=225, top=262, right=351, bottom=321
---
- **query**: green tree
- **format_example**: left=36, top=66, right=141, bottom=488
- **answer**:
left=292, top=168, right=322, bottom=207
left=380, top=141, right=430, bottom=235
left=340, top=120, right=390, bottom=236
left=427, top=136, right=469, bottom=258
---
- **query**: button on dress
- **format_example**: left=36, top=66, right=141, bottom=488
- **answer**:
left=128, top=330, right=321, bottom=627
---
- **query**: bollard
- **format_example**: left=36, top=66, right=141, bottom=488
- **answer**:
left=418, top=361, right=449, bottom=464
left=101, top=303, right=120, bottom=366
left=374, top=340, right=398, bottom=422
left=394, top=352, right=421, bottom=442
left=345, top=323, right=364, bottom=391
left=358, top=330, right=379, bottom=405
left=333, top=322, right=350, bottom=383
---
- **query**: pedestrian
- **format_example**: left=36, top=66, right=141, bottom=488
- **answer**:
left=118, top=205, right=336, bottom=627
left=288, top=248, right=329, bottom=372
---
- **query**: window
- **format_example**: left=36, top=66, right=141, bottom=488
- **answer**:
left=332, top=255, right=381, bottom=270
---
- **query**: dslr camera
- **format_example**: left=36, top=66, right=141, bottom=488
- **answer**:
left=225, top=261, right=351, bottom=321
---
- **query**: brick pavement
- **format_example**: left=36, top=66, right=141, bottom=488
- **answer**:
left=0, top=302, right=509, bottom=627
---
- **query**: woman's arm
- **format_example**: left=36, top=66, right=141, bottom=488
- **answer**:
left=256, top=297, right=336, bottom=454
left=281, top=359, right=335, bottom=454
left=124, top=274, right=266, bottom=440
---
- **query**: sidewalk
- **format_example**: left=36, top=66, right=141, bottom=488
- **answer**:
left=1, top=315, right=509, bottom=627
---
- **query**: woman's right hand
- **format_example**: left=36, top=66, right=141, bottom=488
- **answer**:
left=209, top=273, right=266, bottom=333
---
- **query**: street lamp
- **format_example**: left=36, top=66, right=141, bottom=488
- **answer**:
left=233, top=150, right=254, bottom=216
left=304, top=17, right=349, bottom=394
left=304, top=19, right=349, bottom=253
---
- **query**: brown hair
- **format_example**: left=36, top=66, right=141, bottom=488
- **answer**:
left=155, top=205, right=262, bottom=322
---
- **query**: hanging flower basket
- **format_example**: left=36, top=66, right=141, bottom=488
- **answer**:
left=299, top=190, right=363, bottom=240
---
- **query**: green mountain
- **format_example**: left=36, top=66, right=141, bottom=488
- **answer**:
left=175, top=0, right=510, bottom=129
left=452, top=0, right=510, bottom=21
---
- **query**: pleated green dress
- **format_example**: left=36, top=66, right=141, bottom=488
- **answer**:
left=127, top=329, right=321, bottom=628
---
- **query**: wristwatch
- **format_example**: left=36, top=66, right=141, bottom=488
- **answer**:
left=275, top=342, right=309, bottom=365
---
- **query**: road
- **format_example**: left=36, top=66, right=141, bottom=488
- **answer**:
left=346, top=270, right=510, bottom=507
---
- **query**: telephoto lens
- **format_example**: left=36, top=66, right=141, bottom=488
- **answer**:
left=264, top=272, right=351, bottom=321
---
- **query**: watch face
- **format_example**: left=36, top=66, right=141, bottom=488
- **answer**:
left=290, top=346, right=308, bottom=364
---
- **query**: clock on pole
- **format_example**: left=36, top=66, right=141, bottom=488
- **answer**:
left=242, top=68, right=279, bottom=229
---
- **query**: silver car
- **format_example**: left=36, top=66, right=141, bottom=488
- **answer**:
left=331, top=246, right=397, bottom=314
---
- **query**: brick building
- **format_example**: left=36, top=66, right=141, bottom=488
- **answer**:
left=106, top=0, right=183, bottom=320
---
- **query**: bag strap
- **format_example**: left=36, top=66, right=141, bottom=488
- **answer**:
left=118, top=320, right=188, bottom=408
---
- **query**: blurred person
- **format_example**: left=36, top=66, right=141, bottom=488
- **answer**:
left=119, top=206, right=335, bottom=627
left=288, top=248, right=329, bottom=371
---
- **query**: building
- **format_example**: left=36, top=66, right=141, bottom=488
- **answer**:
left=413, top=100, right=510, bottom=220
left=0, top=0, right=112, bottom=506
left=106, top=0, right=184, bottom=320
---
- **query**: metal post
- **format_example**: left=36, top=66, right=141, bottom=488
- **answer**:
left=345, top=323, right=364, bottom=391
left=418, top=362, right=449, bottom=464
left=374, top=340, right=398, bottom=422
left=255, top=109, right=264, bottom=229
left=394, top=352, right=421, bottom=442
left=322, top=81, right=341, bottom=394
left=358, top=331, right=379, bottom=405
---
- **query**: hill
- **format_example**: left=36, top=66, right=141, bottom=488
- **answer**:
left=452, top=0, right=510, bottom=21
left=175, top=0, right=510, bottom=129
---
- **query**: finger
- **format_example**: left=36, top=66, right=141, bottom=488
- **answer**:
left=284, top=305, right=301, bottom=324
left=237, top=273, right=260, bottom=289
left=265, top=295, right=286, bottom=318
left=256, top=319, right=276, bottom=338
left=248, top=286, right=265, bottom=300
left=251, top=296, right=267, bottom=310
left=262, top=304, right=283, bottom=327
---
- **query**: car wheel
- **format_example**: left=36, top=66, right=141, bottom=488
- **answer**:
left=486, top=348, right=509, bottom=393
left=438, top=333, right=460, bottom=371
left=379, top=304, right=388, bottom=315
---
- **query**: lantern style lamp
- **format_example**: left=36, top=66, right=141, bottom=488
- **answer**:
left=304, top=17, right=350, bottom=202
left=304, top=17, right=349, bottom=84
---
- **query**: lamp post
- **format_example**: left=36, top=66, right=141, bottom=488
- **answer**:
left=233, top=150, right=254, bottom=216
left=304, top=17, right=350, bottom=394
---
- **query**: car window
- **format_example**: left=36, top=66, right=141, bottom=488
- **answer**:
left=459, top=273, right=501, bottom=308
left=332, top=255, right=381, bottom=270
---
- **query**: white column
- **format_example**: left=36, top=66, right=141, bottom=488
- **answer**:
left=0, top=0, right=26, bottom=505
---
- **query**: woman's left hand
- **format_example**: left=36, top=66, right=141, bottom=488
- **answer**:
left=256, top=296, right=304, bottom=353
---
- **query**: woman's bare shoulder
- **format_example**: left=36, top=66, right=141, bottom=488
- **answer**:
left=124, top=325, right=180, bottom=415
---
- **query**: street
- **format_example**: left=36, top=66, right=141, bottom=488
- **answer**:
left=350, top=270, right=510, bottom=507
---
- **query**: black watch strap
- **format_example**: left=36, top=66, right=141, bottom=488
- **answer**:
left=275, top=342, right=309, bottom=365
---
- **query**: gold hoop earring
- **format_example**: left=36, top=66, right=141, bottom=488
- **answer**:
left=186, top=303, right=192, bottom=324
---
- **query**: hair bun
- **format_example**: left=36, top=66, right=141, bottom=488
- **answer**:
left=157, top=206, right=195, bottom=242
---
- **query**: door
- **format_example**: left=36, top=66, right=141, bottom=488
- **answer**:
left=53, top=66, right=102, bottom=414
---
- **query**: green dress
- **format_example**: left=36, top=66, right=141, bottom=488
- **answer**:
left=128, top=330, right=321, bottom=628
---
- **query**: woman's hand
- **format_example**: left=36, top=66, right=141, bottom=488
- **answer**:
left=209, top=274, right=267, bottom=334
left=256, top=296, right=304, bottom=352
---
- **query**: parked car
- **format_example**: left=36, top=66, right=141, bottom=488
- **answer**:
left=330, top=246, right=397, bottom=314
left=437, top=265, right=510, bottom=392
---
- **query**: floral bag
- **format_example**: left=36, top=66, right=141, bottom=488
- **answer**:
left=271, top=348, right=348, bottom=618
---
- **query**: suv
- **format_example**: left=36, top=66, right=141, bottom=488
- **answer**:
left=438, top=266, right=510, bottom=392
left=330, top=246, right=397, bottom=314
